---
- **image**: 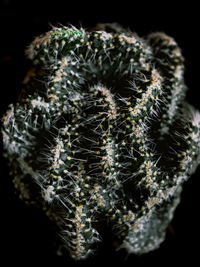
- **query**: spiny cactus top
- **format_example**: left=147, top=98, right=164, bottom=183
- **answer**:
left=2, top=23, right=200, bottom=260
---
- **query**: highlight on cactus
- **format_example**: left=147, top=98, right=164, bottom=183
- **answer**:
left=2, top=23, right=200, bottom=260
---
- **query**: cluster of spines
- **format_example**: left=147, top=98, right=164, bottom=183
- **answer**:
left=2, top=25, right=200, bottom=260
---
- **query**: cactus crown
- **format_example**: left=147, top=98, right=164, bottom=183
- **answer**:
left=2, top=23, right=200, bottom=260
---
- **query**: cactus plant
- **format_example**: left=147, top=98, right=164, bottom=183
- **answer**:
left=2, top=23, right=200, bottom=260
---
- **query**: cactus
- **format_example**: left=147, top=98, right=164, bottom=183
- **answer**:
left=2, top=23, right=200, bottom=260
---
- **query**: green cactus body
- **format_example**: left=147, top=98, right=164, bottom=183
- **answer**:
left=2, top=23, right=200, bottom=260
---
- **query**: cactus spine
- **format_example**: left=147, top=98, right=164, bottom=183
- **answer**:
left=2, top=23, right=200, bottom=260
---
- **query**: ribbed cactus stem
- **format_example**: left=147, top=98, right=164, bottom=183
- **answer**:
left=2, top=23, right=200, bottom=260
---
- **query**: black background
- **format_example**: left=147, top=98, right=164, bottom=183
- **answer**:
left=1, top=0, right=200, bottom=266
